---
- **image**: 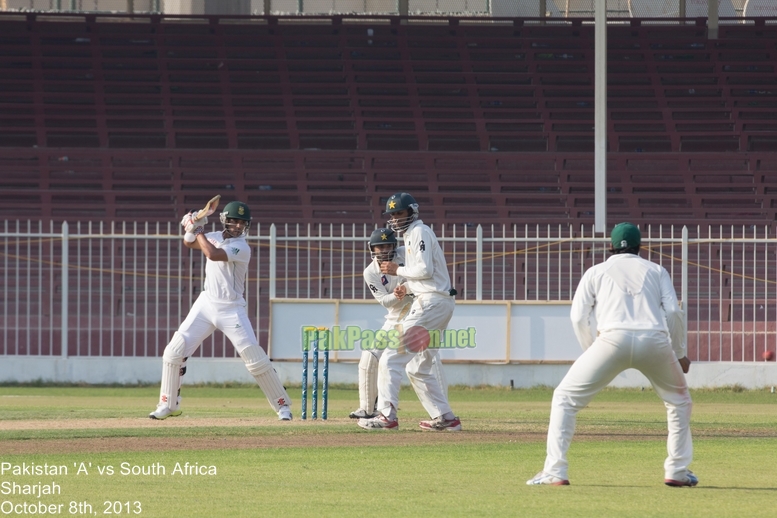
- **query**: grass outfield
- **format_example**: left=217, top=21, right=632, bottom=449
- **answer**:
left=1, top=385, right=776, bottom=517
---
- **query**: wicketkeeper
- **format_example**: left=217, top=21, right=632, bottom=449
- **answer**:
left=350, top=227, right=447, bottom=419
left=358, top=193, right=460, bottom=432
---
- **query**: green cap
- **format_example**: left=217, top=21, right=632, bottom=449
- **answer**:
left=610, top=222, right=641, bottom=250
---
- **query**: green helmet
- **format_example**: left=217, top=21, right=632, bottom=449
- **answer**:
left=220, top=201, right=251, bottom=237
left=384, top=192, right=419, bottom=233
left=368, top=227, right=397, bottom=262
left=384, top=192, right=418, bottom=215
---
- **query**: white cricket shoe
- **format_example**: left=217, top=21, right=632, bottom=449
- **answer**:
left=148, top=404, right=182, bottom=420
left=349, top=408, right=377, bottom=419
left=526, top=471, right=570, bottom=486
left=419, top=416, right=462, bottom=432
left=278, top=405, right=293, bottom=421
left=665, top=471, right=698, bottom=487
left=357, top=414, right=398, bottom=430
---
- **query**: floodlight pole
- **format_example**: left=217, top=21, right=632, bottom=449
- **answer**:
left=594, top=0, right=607, bottom=233
left=708, top=0, right=719, bottom=40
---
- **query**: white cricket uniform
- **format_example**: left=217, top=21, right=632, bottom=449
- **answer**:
left=358, top=247, right=448, bottom=414
left=543, top=253, right=693, bottom=481
left=155, top=226, right=291, bottom=418
left=377, top=219, right=455, bottom=419
left=356, top=248, right=412, bottom=412
left=176, top=231, right=258, bottom=356
left=364, top=248, right=412, bottom=331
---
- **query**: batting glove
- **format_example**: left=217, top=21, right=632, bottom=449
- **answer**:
left=182, top=213, right=208, bottom=234
left=180, top=211, right=196, bottom=229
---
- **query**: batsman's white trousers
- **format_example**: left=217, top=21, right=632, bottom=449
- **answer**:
left=377, top=293, right=455, bottom=419
left=176, top=293, right=258, bottom=356
left=160, top=292, right=290, bottom=413
left=543, top=330, right=693, bottom=481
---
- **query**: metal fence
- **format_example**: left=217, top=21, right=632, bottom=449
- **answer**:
left=1, top=221, right=774, bottom=362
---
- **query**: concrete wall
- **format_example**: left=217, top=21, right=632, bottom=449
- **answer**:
left=1, top=356, right=776, bottom=389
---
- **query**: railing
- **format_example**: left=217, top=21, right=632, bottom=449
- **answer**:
left=1, top=221, right=774, bottom=361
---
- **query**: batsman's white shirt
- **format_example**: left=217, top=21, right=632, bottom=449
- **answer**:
left=363, top=247, right=411, bottom=327
left=176, top=231, right=256, bottom=355
left=570, top=253, right=686, bottom=358
left=202, top=232, right=251, bottom=303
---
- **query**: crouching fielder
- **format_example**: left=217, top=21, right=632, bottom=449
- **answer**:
left=527, top=222, right=695, bottom=487
left=149, top=201, right=292, bottom=421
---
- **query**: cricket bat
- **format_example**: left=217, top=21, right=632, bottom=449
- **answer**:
left=195, top=195, right=221, bottom=220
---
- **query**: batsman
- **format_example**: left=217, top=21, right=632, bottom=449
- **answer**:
left=149, top=200, right=293, bottom=421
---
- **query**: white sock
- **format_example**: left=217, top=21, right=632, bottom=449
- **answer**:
left=383, top=405, right=397, bottom=420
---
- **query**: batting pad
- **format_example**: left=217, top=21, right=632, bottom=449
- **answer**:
left=359, top=350, right=379, bottom=413
left=240, top=344, right=291, bottom=411
left=159, top=332, right=186, bottom=409
left=172, top=357, right=188, bottom=410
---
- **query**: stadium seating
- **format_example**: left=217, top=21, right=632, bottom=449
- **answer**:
left=1, top=13, right=777, bottom=230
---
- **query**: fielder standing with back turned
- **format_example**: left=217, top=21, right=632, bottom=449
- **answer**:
left=149, top=201, right=293, bottom=421
left=527, top=223, right=697, bottom=487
